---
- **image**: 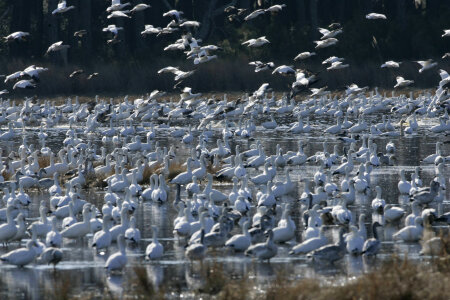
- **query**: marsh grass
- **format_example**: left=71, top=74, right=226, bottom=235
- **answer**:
left=141, top=165, right=156, bottom=185
left=38, top=156, right=50, bottom=169
left=125, top=267, right=165, bottom=300
left=167, top=162, right=186, bottom=181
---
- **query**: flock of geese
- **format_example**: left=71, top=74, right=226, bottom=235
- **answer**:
left=0, top=0, right=447, bottom=289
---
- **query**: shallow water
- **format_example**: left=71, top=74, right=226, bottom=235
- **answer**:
left=0, top=112, right=448, bottom=299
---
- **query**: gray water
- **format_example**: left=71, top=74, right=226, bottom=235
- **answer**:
left=0, top=113, right=448, bottom=299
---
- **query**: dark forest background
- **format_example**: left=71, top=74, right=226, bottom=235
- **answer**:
left=1, top=0, right=450, bottom=97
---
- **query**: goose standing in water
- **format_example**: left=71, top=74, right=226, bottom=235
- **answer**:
left=185, top=229, right=207, bottom=261
left=146, top=226, right=164, bottom=260
left=92, top=217, right=112, bottom=253
left=308, top=228, right=346, bottom=264
left=290, top=227, right=328, bottom=255
left=393, top=217, right=423, bottom=242
left=0, top=240, right=37, bottom=267
left=0, top=205, right=18, bottom=245
left=225, top=221, right=251, bottom=252
left=61, top=205, right=91, bottom=239
left=105, top=234, right=127, bottom=272
left=362, top=222, right=382, bottom=256
left=245, top=230, right=277, bottom=262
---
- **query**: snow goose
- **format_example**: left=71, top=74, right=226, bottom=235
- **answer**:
left=0, top=205, right=18, bottom=245
left=105, top=234, right=127, bottom=272
left=291, top=227, right=328, bottom=255
left=0, top=240, right=37, bottom=267
left=366, top=13, right=387, bottom=19
left=39, top=247, right=63, bottom=267
left=272, top=205, right=295, bottom=243
left=124, top=216, right=140, bottom=244
left=245, top=230, right=277, bottom=261
left=398, top=170, right=412, bottom=195
left=242, top=36, right=270, bottom=47
left=170, top=158, right=193, bottom=185
left=393, top=217, right=423, bottom=242
left=371, top=186, right=385, bottom=213
left=362, top=222, right=382, bottom=256
left=45, top=216, right=62, bottom=248
left=225, top=221, right=251, bottom=252
left=52, top=0, right=75, bottom=15
left=185, top=229, right=206, bottom=261
left=308, top=228, right=346, bottom=263
left=29, top=204, right=51, bottom=238
left=346, top=225, right=364, bottom=255
left=415, top=59, right=438, bottom=73
left=384, top=204, right=405, bottom=223
left=146, top=226, right=164, bottom=260
left=61, top=205, right=91, bottom=239
left=410, top=180, right=440, bottom=205
left=92, top=217, right=112, bottom=252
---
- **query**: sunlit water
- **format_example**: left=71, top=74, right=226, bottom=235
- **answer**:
left=0, top=112, right=448, bottom=299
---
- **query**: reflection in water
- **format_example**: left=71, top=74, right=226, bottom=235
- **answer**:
left=0, top=120, right=447, bottom=297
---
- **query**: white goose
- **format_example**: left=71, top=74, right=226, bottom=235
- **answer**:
left=225, top=221, right=251, bottom=252
left=0, top=240, right=37, bottom=267
left=146, top=226, right=164, bottom=260
left=61, top=205, right=91, bottom=239
left=105, top=234, right=127, bottom=272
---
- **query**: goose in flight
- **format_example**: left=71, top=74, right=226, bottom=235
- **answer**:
left=13, top=79, right=36, bottom=90
left=69, top=69, right=84, bottom=78
left=416, top=59, right=438, bottom=73
left=180, top=87, right=201, bottom=101
left=107, top=0, right=131, bottom=13
left=4, top=31, right=29, bottom=43
left=318, top=27, right=342, bottom=39
left=310, top=86, right=329, bottom=97
left=107, top=10, right=131, bottom=19
left=294, top=52, right=316, bottom=61
left=381, top=60, right=401, bottom=68
left=322, top=56, right=344, bottom=65
left=103, top=25, right=123, bottom=36
left=394, top=76, right=414, bottom=88
left=366, top=13, right=387, bottom=20
left=73, top=30, right=87, bottom=38
left=314, top=38, right=338, bottom=49
left=244, top=9, right=266, bottom=21
left=174, top=69, right=195, bottom=81
left=0, top=90, right=8, bottom=95
left=130, top=3, right=150, bottom=13
left=327, top=61, right=349, bottom=71
left=4, top=71, right=23, bottom=83
left=242, top=36, right=269, bottom=47
left=45, top=41, right=70, bottom=55
left=272, top=65, right=295, bottom=75
left=141, top=25, right=161, bottom=36
left=163, top=10, right=184, bottom=23
left=180, top=21, right=201, bottom=28
left=249, top=61, right=275, bottom=72
left=265, top=4, right=287, bottom=13
left=442, top=53, right=450, bottom=59
left=52, top=0, right=75, bottom=15
left=157, top=66, right=180, bottom=74
left=442, top=29, right=450, bottom=37
left=87, top=73, right=99, bottom=80
left=21, top=65, right=48, bottom=81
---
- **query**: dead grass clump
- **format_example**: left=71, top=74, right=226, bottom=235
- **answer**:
left=261, top=256, right=450, bottom=300
left=198, top=261, right=228, bottom=295
left=38, top=156, right=50, bottom=169
left=141, top=165, right=156, bottom=185
left=2, top=171, right=11, bottom=181
left=46, top=274, right=73, bottom=300
left=91, top=173, right=108, bottom=189
left=126, top=267, right=165, bottom=300
left=167, top=162, right=186, bottom=181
